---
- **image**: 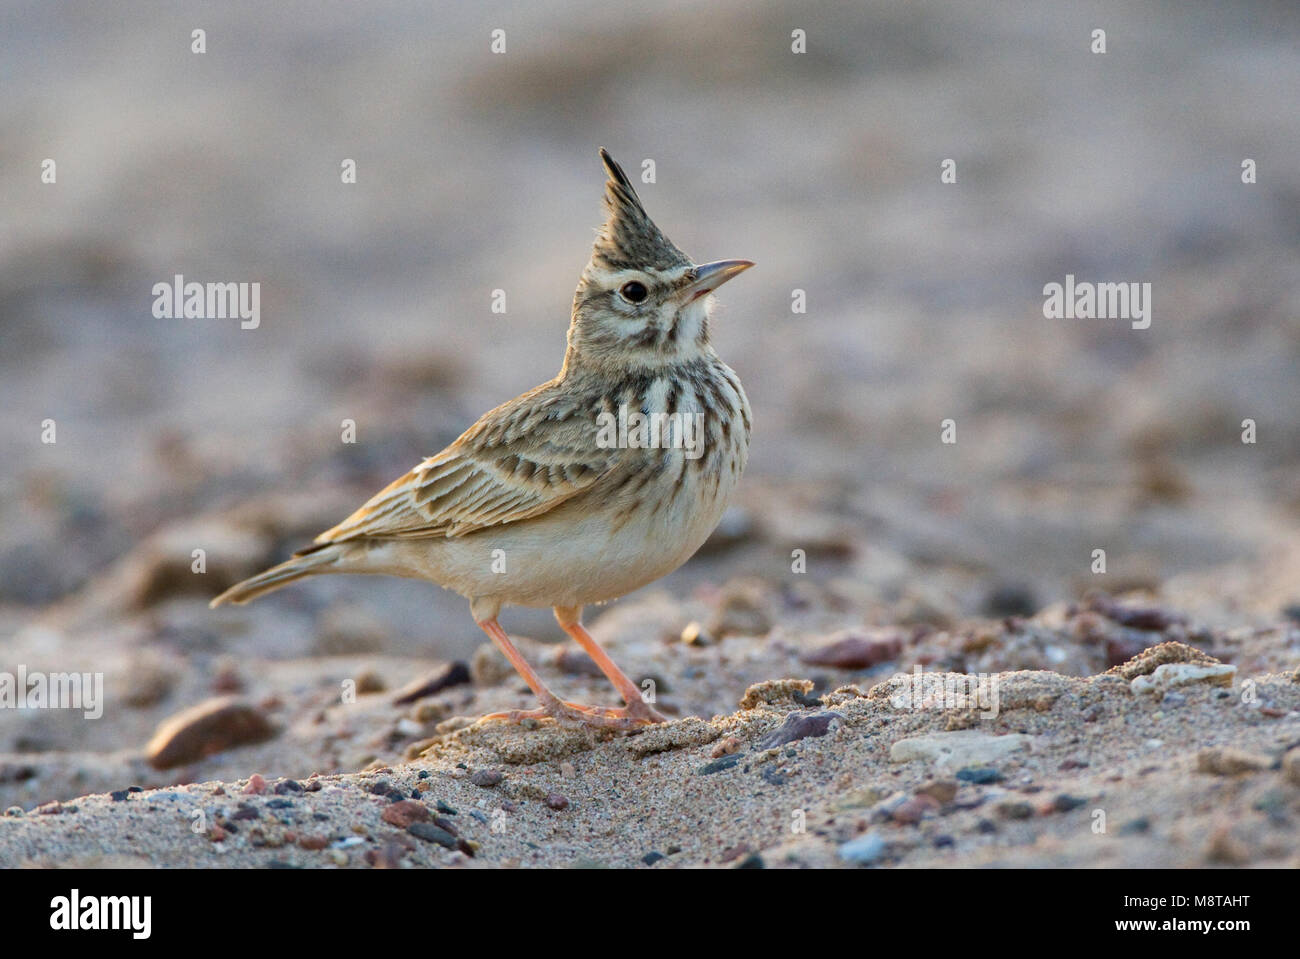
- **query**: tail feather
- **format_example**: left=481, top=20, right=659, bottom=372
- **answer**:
left=209, top=545, right=342, bottom=608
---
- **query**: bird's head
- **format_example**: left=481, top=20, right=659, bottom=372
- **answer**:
left=564, top=149, right=752, bottom=374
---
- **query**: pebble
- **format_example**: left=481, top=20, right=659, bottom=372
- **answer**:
left=436, top=800, right=458, bottom=815
left=382, top=800, right=432, bottom=828
left=242, top=774, right=267, bottom=795
left=407, top=823, right=457, bottom=848
left=1196, top=747, right=1271, bottom=776
left=680, top=622, right=714, bottom=647
left=642, top=851, right=666, bottom=866
left=755, top=711, right=844, bottom=750
left=545, top=792, right=569, bottom=811
left=996, top=800, right=1034, bottom=820
left=110, top=790, right=129, bottom=802
left=274, top=779, right=303, bottom=795
left=1130, top=663, right=1237, bottom=695
left=915, top=780, right=958, bottom=804
left=696, top=755, right=741, bottom=775
left=1119, top=817, right=1151, bottom=835
left=955, top=766, right=1004, bottom=785
left=838, top=832, right=887, bottom=865
left=890, top=731, right=1033, bottom=770
left=802, top=631, right=903, bottom=669
left=392, top=662, right=472, bottom=705
left=297, top=834, right=329, bottom=850
left=891, top=795, right=938, bottom=825
left=469, top=769, right=503, bottom=788
left=144, top=697, right=277, bottom=770
left=735, top=853, right=765, bottom=869
left=1052, top=794, right=1088, bottom=813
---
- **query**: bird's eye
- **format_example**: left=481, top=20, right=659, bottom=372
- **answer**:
left=619, top=281, right=648, bottom=303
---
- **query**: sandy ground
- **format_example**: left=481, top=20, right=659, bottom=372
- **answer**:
left=2, top=2, right=1300, bottom=867
left=2, top=532, right=1298, bottom=867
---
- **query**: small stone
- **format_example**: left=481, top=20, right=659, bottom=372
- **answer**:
left=407, top=823, right=457, bottom=848
left=110, top=790, right=129, bottom=802
left=755, top=711, right=844, bottom=749
left=355, top=670, right=386, bottom=694
left=435, top=799, right=458, bottom=815
left=891, top=795, right=938, bottom=825
left=735, top=853, right=765, bottom=869
left=641, top=851, right=666, bottom=866
left=956, top=766, right=1003, bottom=784
left=298, top=835, right=329, bottom=851
left=274, top=779, right=303, bottom=795
left=838, top=832, right=887, bottom=865
left=144, top=697, right=277, bottom=770
left=802, top=630, right=903, bottom=670
left=1119, top=817, right=1151, bottom=835
left=1052, top=794, right=1088, bottom=812
left=469, top=769, right=503, bottom=788
left=890, top=731, right=1033, bottom=770
left=696, top=755, right=741, bottom=775
left=1130, top=662, right=1236, bottom=695
left=382, top=800, right=432, bottom=828
left=916, top=780, right=958, bottom=804
left=545, top=793, right=569, bottom=811
left=996, top=800, right=1034, bottom=820
left=242, top=774, right=268, bottom=795
left=680, top=621, right=714, bottom=647
left=1196, top=747, right=1271, bottom=776
left=391, top=662, right=472, bottom=705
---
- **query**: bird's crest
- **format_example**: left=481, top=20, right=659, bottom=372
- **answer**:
left=590, top=148, right=691, bottom=273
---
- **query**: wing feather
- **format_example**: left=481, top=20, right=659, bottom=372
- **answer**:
left=311, top=381, right=613, bottom=544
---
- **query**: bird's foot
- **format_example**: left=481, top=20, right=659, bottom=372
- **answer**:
left=481, top=696, right=666, bottom=730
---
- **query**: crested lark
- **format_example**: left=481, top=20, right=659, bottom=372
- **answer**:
left=211, top=149, right=753, bottom=729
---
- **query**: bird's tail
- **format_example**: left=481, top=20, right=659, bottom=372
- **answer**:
left=209, top=544, right=343, bottom=608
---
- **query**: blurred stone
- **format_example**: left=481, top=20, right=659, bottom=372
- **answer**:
left=144, top=696, right=277, bottom=770
left=802, top=630, right=902, bottom=669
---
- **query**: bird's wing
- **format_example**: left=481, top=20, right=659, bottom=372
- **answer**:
left=310, top=381, right=614, bottom=544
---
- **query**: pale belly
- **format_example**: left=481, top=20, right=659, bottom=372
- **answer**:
left=362, top=434, right=747, bottom=612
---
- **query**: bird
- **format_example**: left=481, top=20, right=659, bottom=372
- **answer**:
left=211, top=149, right=753, bottom=729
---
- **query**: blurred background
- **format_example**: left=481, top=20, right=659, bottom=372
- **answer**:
left=2, top=1, right=1299, bottom=793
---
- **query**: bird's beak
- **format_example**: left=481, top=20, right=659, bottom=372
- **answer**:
left=679, top=259, right=754, bottom=302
